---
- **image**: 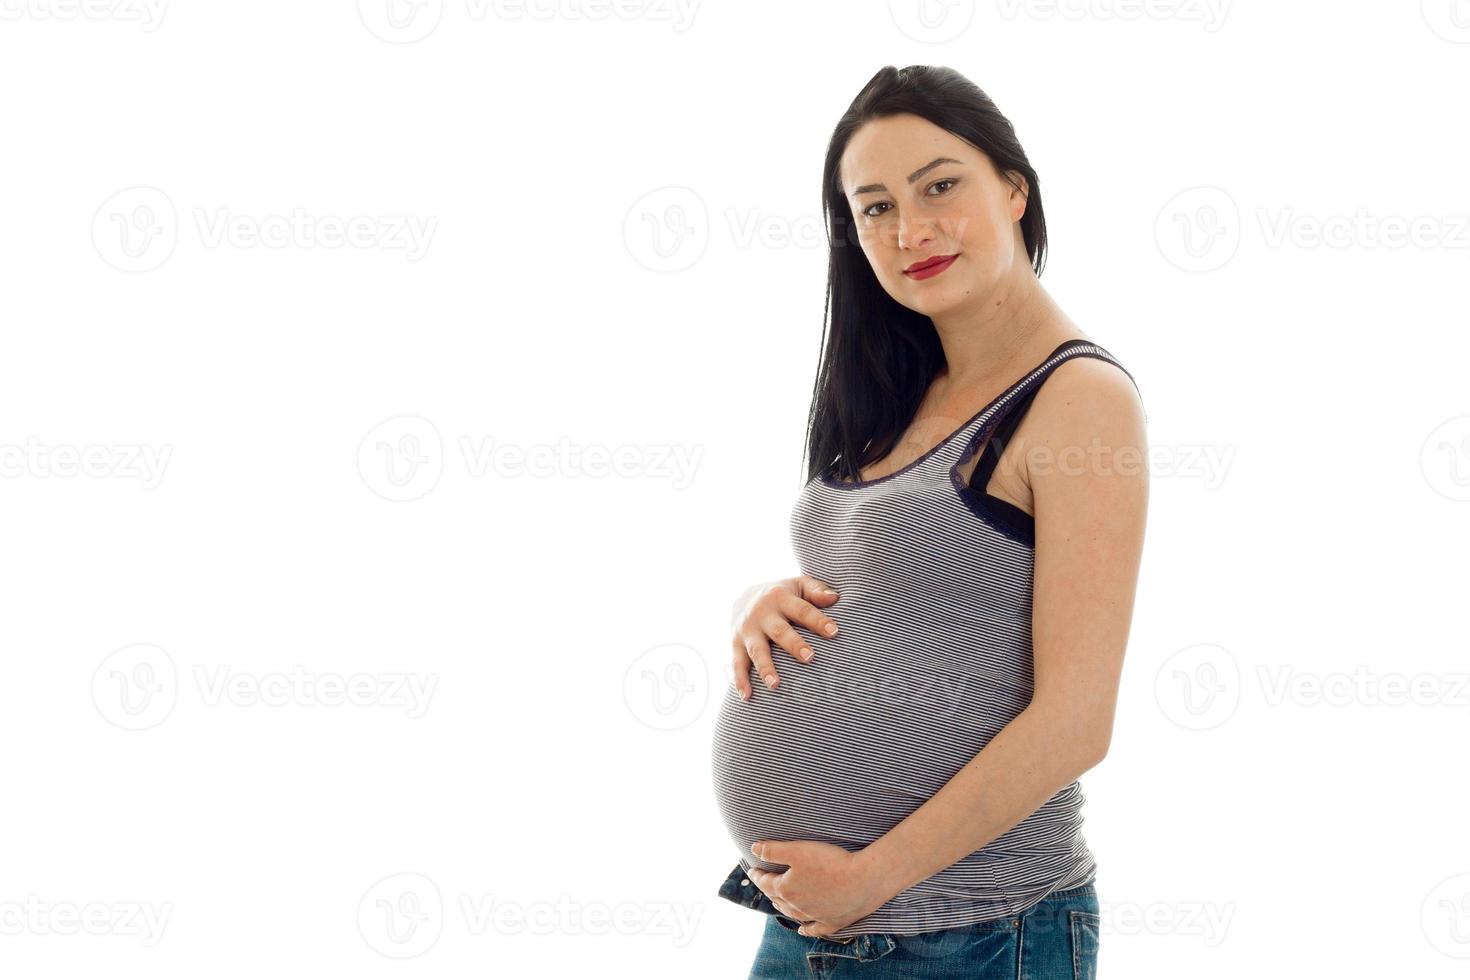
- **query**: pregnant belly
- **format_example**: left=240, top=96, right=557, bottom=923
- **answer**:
left=711, top=642, right=1023, bottom=863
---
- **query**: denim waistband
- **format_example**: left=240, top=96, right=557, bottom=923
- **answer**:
left=716, top=860, right=1095, bottom=943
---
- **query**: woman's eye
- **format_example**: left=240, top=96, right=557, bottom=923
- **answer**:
left=862, top=179, right=957, bottom=218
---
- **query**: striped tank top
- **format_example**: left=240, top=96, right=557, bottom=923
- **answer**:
left=711, top=338, right=1142, bottom=939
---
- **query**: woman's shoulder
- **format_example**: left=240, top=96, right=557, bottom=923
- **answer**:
left=1000, top=341, right=1148, bottom=471
left=1035, top=341, right=1148, bottom=428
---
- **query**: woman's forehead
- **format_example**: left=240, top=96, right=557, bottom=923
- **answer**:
left=841, top=124, right=984, bottom=195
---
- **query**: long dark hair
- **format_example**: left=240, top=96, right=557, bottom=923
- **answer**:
left=804, top=65, right=1048, bottom=484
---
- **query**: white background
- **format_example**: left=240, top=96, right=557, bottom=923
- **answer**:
left=3, top=1, right=1470, bottom=977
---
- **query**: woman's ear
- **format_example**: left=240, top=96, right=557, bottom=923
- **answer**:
left=1006, top=172, right=1030, bottom=221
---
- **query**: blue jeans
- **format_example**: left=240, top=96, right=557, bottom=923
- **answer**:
left=742, top=882, right=1100, bottom=979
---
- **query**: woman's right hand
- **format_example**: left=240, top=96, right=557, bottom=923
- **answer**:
left=730, top=575, right=841, bottom=700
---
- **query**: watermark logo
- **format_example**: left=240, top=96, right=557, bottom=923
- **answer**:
left=92, top=186, right=177, bottom=273
left=1158, top=185, right=1470, bottom=271
left=92, top=187, right=436, bottom=271
left=92, top=646, right=438, bottom=728
left=356, top=415, right=703, bottom=500
left=357, top=873, right=701, bottom=955
left=624, top=643, right=707, bottom=730
left=624, top=186, right=708, bottom=273
left=889, top=0, right=976, bottom=43
left=359, top=873, right=444, bottom=958
left=1153, top=642, right=1240, bottom=730
left=357, top=0, right=444, bottom=43
left=1422, top=0, right=1470, bottom=43
left=92, top=643, right=178, bottom=731
left=1157, top=646, right=1470, bottom=727
left=1422, top=872, right=1470, bottom=958
left=1421, top=415, right=1470, bottom=502
left=358, top=415, right=445, bottom=502
left=1155, top=186, right=1240, bottom=273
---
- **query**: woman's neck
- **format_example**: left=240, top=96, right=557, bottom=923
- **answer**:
left=928, top=272, right=1077, bottom=393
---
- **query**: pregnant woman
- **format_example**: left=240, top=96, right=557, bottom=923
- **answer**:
left=710, top=65, right=1149, bottom=979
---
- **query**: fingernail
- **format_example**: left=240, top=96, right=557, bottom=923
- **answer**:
left=799, top=648, right=812, bottom=661
left=825, top=623, right=838, bottom=635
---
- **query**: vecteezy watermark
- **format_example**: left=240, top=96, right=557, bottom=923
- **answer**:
left=357, top=415, right=443, bottom=502
left=994, top=0, right=1230, bottom=31
left=1156, top=185, right=1470, bottom=272
left=1014, top=438, right=1232, bottom=490
left=624, top=643, right=708, bottom=731
left=356, top=0, right=700, bottom=43
left=1155, top=186, right=1241, bottom=273
left=623, top=186, right=709, bottom=273
left=191, top=665, right=437, bottom=717
left=1156, top=643, right=1470, bottom=729
left=357, top=872, right=702, bottom=958
left=1256, top=665, right=1470, bottom=708
left=622, top=189, right=975, bottom=270
left=91, top=644, right=438, bottom=730
left=92, top=186, right=177, bottom=273
left=458, top=894, right=702, bottom=945
left=92, top=186, right=437, bottom=272
left=1098, top=898, right=1236, bottom=947
left=1420, top=415, right=1470, bottom=502
left=0, top=896, right=173, bottom=947
left=888, top=0, right=977, bottom=44
left=1422, top=872, right=1470, bottom=959
left=454, top=434, right=702, bottom=487
left=359, top=873, right=444, bottom=959
left=0, top=0, right=168, bottom=30
left=356, top=415, right=704, bottom=501
left=192, top=208, right=435, bottom=258
left=726, top=661, right=1026, bottom=727
left=724, top=207, right=828, bottom=252
left=1421, top=0, right=1470, bottom=44
left=1256, top=208, right=1470, bottom=251
left=91, top=644, right=179, bottom=730
left=625, top=189, right=921, bottom=271
left=357, top=0, right=445, bottom=43
left=0, top=437, right=172, bottom=489
left=973, top=896, right=1232, bottom=948
left=1153, top=642, right=1241, bottom=731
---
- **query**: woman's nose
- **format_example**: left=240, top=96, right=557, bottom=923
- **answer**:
left=897, top=217, right=935, bottom=251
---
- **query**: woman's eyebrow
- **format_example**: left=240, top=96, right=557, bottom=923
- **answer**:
left=851, top=157, right=963, bottom=195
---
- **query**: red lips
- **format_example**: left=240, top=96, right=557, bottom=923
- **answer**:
left=902, top=254, right=958, bottom=280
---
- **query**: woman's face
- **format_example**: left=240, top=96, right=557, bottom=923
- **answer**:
left=839, top=113, right=1029, bottom=316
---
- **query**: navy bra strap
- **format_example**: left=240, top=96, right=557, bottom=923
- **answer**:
left=966, top=341, right=1143, bottom=492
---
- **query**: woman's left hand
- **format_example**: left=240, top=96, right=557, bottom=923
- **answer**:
left=745, top=840, right=891, bottom=938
